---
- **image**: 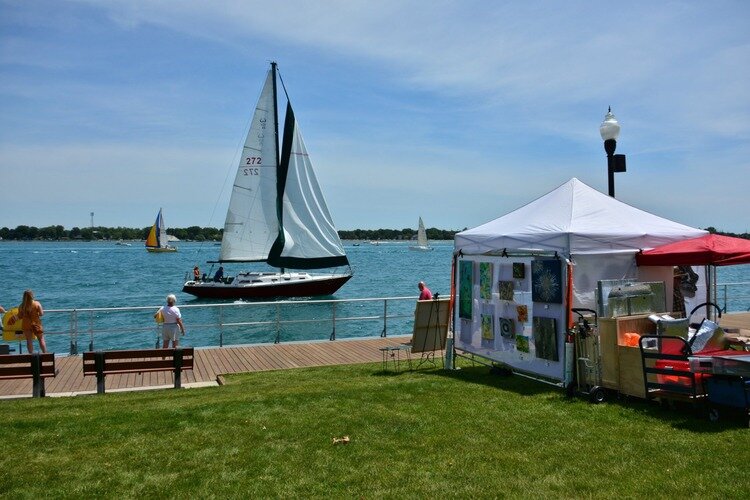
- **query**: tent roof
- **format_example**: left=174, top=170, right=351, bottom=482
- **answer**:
left=455, top=178, right=706, bottom=255
left=636, top=234, right=750, bottom=266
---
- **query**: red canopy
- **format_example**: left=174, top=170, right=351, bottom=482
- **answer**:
left=636, top=234, right=750, bottom=267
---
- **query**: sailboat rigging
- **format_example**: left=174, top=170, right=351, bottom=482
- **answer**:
left=183, top=62, right=352, bottom=299
left=409, top=216, right=433, bottom=251
left=145, top=208, right=177, bottom=253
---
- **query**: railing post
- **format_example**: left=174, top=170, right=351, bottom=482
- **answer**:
left=722, top=284, right=728, bottom=313
left=275, top=303, right=281, bottom=344
left=88, top=310, right=95, bottom=352
left=381, top=299, right=388, bottom=337
left=69, top=309, right=78, bottom=355
left=219, top=306, right=224, bottom=347
left=329, top=302, right=336, bottom=341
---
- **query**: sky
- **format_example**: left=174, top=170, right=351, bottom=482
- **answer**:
left=1, top=0, right=749, bottom=233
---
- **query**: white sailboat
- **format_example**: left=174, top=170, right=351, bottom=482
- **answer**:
left=409, top=217, right=433, bottom=251
left=183, top=62, right=352, bottom=299
left=145, top=208, right=177, bottom=253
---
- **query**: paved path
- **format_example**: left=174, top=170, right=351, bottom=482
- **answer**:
left=0, top=336, right=411, bottom=399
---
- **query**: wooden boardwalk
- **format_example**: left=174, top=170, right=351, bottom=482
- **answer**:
left=0, top=336, right=410, bottom=399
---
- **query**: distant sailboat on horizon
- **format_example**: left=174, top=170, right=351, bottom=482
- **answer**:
left=409, top=217, right=433, bottom=251
left=145, top=208, right=178, bottom=253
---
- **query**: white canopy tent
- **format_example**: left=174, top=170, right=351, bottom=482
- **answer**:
left=455, top=177, right=707, bottom=310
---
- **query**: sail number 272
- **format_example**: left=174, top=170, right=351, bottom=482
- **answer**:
left=243, top=157, right=262, bottom=175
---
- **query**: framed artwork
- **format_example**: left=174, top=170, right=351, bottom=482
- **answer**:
left=498, top=280, right=514, bottom=301
left=459, top=261, right=473, bottom=319
left=516, top=335, right=530, bottom=353
left=499, top=318, right=515, bottom=339
left=479, top=262, right=493, bottom=300
left=481, top=314, right=494, bottom=340
left=531, top=259, right=563, bottom=304
left=513, top=262, right=525, bottom=279
left=533, top=316, right=558, bottom=361
left=516, top=304, right=528, bottom=323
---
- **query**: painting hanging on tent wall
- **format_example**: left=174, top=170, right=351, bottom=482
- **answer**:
left=513, top=262, right=525, bottom=279
left=516, top=304, right=528, bottom=323
left=481, top=314, right=494, bottom=340
left=498, top=280, right=514, bottom=301
left=531, top=259, right=563, bottom=304
left=516, top=335, right=530, bottom=353
left=533, top=316, right=558, bottom=361
left=459, top=261, right=473, bottom=319
left=499, top=318, right=515, bottom=339
left=479, top=262, right=493, bottom=300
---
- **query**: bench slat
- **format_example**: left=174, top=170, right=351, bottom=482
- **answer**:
left=83, top=348, right=194, bottom=361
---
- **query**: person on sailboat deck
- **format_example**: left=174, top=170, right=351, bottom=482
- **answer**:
left=154, top=294, right=185, bottom=349
left=418, top=281, right=433, bottom=301
left=193, top=266, right=201, bottom=281
left=213, top=266, right=224, bottom=282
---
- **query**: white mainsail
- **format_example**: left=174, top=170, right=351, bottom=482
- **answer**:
left=158, top=210, right=168, bottom=248
left=417, top=217, right=429, bottom=247
left=220, top=69, right=279, bottom=262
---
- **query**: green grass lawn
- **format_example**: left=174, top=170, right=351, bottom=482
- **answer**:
left=1, top=361, right=748, bottom=498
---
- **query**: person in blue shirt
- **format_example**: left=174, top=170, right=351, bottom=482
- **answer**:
left=213, top=266, right=224, bottom=282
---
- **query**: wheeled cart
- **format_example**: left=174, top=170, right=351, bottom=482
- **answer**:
left=706, top=375, right=750, bottom=427
left=571, top=308, right=607, bottom=403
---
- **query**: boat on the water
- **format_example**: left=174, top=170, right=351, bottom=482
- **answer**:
left=409, top=216, right=433, bottom=251
left=183, top=62, right=352, bottom=299
left=145, top=208, right=177, bottom=253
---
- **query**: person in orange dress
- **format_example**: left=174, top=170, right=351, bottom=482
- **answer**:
left=16, top=289, right=47, bottom=354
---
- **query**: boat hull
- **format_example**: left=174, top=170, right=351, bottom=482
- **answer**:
left=146, top=247, right=178, bottom=253
left=182, top=273, right=352, bottom=299
left=409, top=245, right=433, bottom=252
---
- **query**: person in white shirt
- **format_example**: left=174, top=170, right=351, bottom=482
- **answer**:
left=154, top=294, right=186, bottom=348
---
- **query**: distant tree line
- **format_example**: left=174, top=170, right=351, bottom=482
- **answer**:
left=338, top=228, right=462, bottom=241
left=2, top=225, right=744, bottom=242
left=0, top=225, right=223, bottom=242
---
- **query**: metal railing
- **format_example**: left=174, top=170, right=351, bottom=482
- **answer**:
left=7, top=296, right=418, bottom=355
left=716, top=281, right=750, bottom=313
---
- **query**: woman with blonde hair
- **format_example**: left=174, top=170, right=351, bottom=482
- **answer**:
left=17, top=289, right=47, bottom=354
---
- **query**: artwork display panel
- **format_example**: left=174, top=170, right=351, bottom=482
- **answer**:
left=454, top=255, right=566, bottom=382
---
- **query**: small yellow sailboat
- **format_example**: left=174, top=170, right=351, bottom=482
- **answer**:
left=145, top=208, right=178, bottom=253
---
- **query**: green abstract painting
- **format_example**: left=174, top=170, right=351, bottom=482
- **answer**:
left=459, top=260, right=473, bottom=319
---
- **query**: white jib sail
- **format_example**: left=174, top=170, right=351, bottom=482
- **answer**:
left=417, top=217, right=429, bottom=247
left=220, top=69, right=279, bottom=262
left=277, top=121, right=347, bottom=262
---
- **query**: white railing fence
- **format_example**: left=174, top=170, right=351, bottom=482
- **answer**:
left=6, top=297, right=421, bottom=355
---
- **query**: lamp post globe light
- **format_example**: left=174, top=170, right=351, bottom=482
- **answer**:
left=599, top=107, right=626, bottom=197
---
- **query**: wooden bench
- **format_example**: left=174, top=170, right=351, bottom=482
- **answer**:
left=83, top=347, right=194, bottom=394
left=0, top=353, right=56, bottom=397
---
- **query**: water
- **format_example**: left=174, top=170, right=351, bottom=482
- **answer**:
left=1, top=241, right=748, bottom=354
left=0, top=240, right=454, bottom=352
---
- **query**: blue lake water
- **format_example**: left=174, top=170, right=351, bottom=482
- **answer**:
left=1, top=240, right=748, bottom=354
left=0, top=240, right=454, bottom=353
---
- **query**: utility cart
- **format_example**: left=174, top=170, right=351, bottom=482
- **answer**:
left=691, top=354, right=750, bottom=427
left=571, top=308, right=606, bottom=403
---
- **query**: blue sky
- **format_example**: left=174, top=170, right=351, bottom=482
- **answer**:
left=1, top=0, right=748, bottom=232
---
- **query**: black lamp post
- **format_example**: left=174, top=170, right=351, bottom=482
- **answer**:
left=599, top=107, right=626, bottom=197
